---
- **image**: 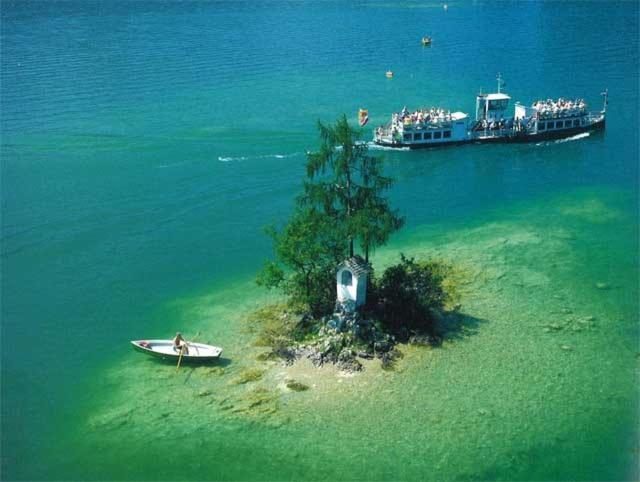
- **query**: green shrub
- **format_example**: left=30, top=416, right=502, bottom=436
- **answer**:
left=372, top=254, right=449, bottom=338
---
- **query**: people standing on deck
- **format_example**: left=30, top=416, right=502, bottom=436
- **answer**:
left=533, top=97, right=588, bottom=119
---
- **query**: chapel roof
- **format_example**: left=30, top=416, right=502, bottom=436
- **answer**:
left=339, top=255, right=371, bottom=277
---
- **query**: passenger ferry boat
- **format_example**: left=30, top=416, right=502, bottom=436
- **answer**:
left=373, top=75, right=607, bottom=149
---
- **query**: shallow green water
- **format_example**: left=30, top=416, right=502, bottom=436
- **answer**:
left=1, top=1, right=638, bottom=480
left=35, top=187, right=639, bottom=481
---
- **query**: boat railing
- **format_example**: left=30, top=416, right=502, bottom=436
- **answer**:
left=472, top=127, right=516, bottom=140
left=376, top=119, right=456, bottom=141
left=374, top=125, right=402, bottom=142
left=585, top=111, right=605, bottom=123
left=536, top=108, right=587, bottom=120
left=472, top=121, right=535, bottom=139
left=404, top=121, right=454, bottom=130
left=380, top=119, right=454, bottom=133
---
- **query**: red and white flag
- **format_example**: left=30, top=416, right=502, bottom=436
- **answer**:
left=358, top=109, right=369, bottom=127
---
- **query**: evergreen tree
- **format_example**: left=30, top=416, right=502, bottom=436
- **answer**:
left=258, top=115, right=403, bottom=315
left=302, top=114, right=404, bottom=260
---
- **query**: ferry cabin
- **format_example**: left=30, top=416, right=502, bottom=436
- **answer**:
left=374, top=111, right=469, bottom=147
left=476, top=92, right=510, bottom=125
left=473, top=91, right=604, bottom=141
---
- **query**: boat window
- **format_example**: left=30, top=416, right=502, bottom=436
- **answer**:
left=434, top=131, right=442, bottom=139
left=539, top=122, right=546, bottom=131
left=443, top=131, right=451, bottom=138
left=414, top=132, right=423, bottom=140
left=555, top=121, right=563, bottom=129
left=488, top=99, right=509, bottom=110
left=424, top=132, right=432, bottom=140
left=404, top=133, right=412, bottom=141
left=573, top=119, right=580, bottom=127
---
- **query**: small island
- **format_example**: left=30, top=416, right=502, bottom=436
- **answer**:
left=249, top=115, right=462, bottom=373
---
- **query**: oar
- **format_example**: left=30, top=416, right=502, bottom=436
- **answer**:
left=176, top=344, right=186, bottom=372
left=176, top=331, right=201, bottom=373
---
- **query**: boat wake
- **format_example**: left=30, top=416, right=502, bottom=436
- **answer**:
left=218, top=156, right=249, bottom=162
left=555, top=132, right=590, bottom=143
left=155, top=160, right=189, bottom=169
left=364, top=141, right=410, bottom=151
left=535, top=132, right=591, bottom=147
left=217, top=152, right=299, bottom=162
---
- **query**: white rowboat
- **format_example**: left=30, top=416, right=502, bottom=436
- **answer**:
left=131, top=339, right=223, bottom=362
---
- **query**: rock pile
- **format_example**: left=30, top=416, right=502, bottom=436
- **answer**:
left=277, top=308, right=399, bottom=372
left=255, top=301, right=441, bottom=373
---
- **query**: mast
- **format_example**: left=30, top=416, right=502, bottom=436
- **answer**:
left=496, top=72, right=503, bottom=93
left=475, top=87, right=483, bottom=121
left=600, top=89, right=608, bottom=114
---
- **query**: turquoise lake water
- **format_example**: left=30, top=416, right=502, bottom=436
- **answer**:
left=1, top=1, right=638, bottom=480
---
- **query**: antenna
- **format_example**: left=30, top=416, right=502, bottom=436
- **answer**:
left=496, top=72, right=505, bottom=94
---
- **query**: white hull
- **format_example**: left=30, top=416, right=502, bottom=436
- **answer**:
left=131, top=340, right=223, bottom=360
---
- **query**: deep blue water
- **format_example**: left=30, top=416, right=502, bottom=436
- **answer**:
left=1, top=1, right=638, bottom=480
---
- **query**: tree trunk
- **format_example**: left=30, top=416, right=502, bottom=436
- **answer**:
left=346, top=168, right=353, bottom=257
left=305, top=272, right=311, bottom=300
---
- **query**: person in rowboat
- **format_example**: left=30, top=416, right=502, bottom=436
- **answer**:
left=173, top=332, right=189, bottom=354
